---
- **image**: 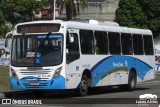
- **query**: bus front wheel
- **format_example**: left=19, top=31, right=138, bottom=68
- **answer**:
left=79, top=75, right=89, bottom=96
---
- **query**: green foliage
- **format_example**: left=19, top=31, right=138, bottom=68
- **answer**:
left=116, top=0, right=147, bottom=28
left=115, top=0, right=160, bottom=38
left=138, top=0, right=160, bottom=37
left=0, top=10, right=5, bottom=25
left=0, top=9, right=11, bottom=38
left=0, top=0, right=46, bottom=25
left=0, top=0, right=46, bottom=37
left=0, top=24, right=11, bottom=38
left=56, top=0, right=63, bottom=7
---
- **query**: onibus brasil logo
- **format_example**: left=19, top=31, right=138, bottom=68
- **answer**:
left=136, top=94, right=159, bottom=106
left=1, top=99, right=42, bottom=105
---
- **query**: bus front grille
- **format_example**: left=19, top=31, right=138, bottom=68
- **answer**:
left=20, top=71, right=50, bottom=75
left=19, top=69, right=52, bottom=89
left=19, top=69, right=52, bottom=80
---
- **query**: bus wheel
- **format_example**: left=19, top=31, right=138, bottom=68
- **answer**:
left=119, top=71, right=136, bottom=91
left=128, top=71, right=136, bottom=91
left=79, top=75, right=89, bottom=96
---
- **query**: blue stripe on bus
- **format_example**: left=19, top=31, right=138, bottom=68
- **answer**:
left=90, top=56, right=152, bottom=86
left=10, top=75, right=65, bottom=90
left=76, top=56, right=153, bottom=88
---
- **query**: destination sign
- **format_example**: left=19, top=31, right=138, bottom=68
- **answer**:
left=17, top=24, right=61, bottom=33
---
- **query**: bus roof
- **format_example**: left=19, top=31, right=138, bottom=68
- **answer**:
left=14, top=20, right=152, bottom=36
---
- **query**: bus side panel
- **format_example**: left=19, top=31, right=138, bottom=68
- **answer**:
left=65, top=60, right=82, bottom=89
left=91, top=56, right=130, bottom=87
left=135, top=55, right=155, bottom=82
left=90, top=56, right=154, bottom=87
left=65, top=55, right=154, bottom=89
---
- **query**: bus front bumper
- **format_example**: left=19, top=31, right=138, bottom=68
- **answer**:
left=10, top=76, right=65, bottom=90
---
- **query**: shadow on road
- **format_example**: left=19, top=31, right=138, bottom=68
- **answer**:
left=3, top=86, right=150, bottom=99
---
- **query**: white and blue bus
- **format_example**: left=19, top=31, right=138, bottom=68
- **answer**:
left=9, top=20, right=155, bottom=96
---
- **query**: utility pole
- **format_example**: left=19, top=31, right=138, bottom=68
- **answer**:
left=53, top=0, right=56, bottom=20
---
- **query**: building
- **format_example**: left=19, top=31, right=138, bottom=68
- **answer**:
left=60, top=0, right=120, bottom=21
left=33, top=0, right=120, bottom=21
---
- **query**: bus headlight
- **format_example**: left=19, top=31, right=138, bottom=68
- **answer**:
left=11, top=68, right=18, bottom=80
left=52, top=67, right=62, bottom=78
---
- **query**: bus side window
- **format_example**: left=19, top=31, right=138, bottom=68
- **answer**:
left=133, top=34, right=144, bottom=55
left=66, top=33, right=80, bottom=64
left=108, top=32, right=121, bottom=55
left=95, top=31, right=108, bottom=54
left=143, top=35, right=154, bottom=55
left=80, top=30, right=94, bottom=54
left=121, top=33, right=133, bottom=55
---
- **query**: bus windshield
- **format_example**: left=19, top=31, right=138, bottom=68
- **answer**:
left=11, top=34, right=63, bottom=67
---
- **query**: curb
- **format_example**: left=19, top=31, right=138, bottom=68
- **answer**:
left=138, top=80, right=160, bottom=85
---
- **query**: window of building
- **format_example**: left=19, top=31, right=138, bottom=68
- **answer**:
left=108, top=32, right=121, bottom=55
left=143, top=35, right=154, bottom=55
left=80, top=30, right=94, bottom=54
left=95, top=31, right=108, bottom=54
left=133, top=34, right=144, bottom=55
left=121, top=33, right=133, bottom=55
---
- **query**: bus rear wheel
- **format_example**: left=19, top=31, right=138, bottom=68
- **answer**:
left=119, top=71, right=136, bottom=91
left=128, top=71, right=136, bottom=91
left=79, top=75, right=89, bottom=96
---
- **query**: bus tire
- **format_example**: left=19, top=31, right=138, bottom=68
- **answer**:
left=119, top=71, right=136, bottom=91
left=128, top=71, right=136, bottom=91
left=79, top=75, right=89, bottom=96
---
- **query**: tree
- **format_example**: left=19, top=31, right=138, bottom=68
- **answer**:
left=0, top=0, right=46, bottom=25
left=0, top=0, right=46, bottom=37
left=138, top=0, right=160, bottom=37
left=0, top=10, right=5, bottom=25
left=59, top=0, right=88, bottom=20
left=66, top=0, right=88, bottom=20
left=115, top=0, right=160, bottom=38
left=43, top=0, right=88, bottom=20
left=0, top=1, right=10, bottom=37
left=115, top=0, right=147, bottom=28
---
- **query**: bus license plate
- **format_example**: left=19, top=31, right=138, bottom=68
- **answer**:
left=30, top=82, right=39, bottom=86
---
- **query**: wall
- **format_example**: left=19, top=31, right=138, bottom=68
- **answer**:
left=59, top=0, right=120, bottom=21
left=0, top=39, right=10, bottom=66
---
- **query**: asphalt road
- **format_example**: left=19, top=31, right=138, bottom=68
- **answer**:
left=0, top=80, right=160, bottom=107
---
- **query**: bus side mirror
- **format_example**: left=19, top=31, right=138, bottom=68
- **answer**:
left=69, top=34, right=74, bottom=43
left=5, top=31, right=12, bottom=47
